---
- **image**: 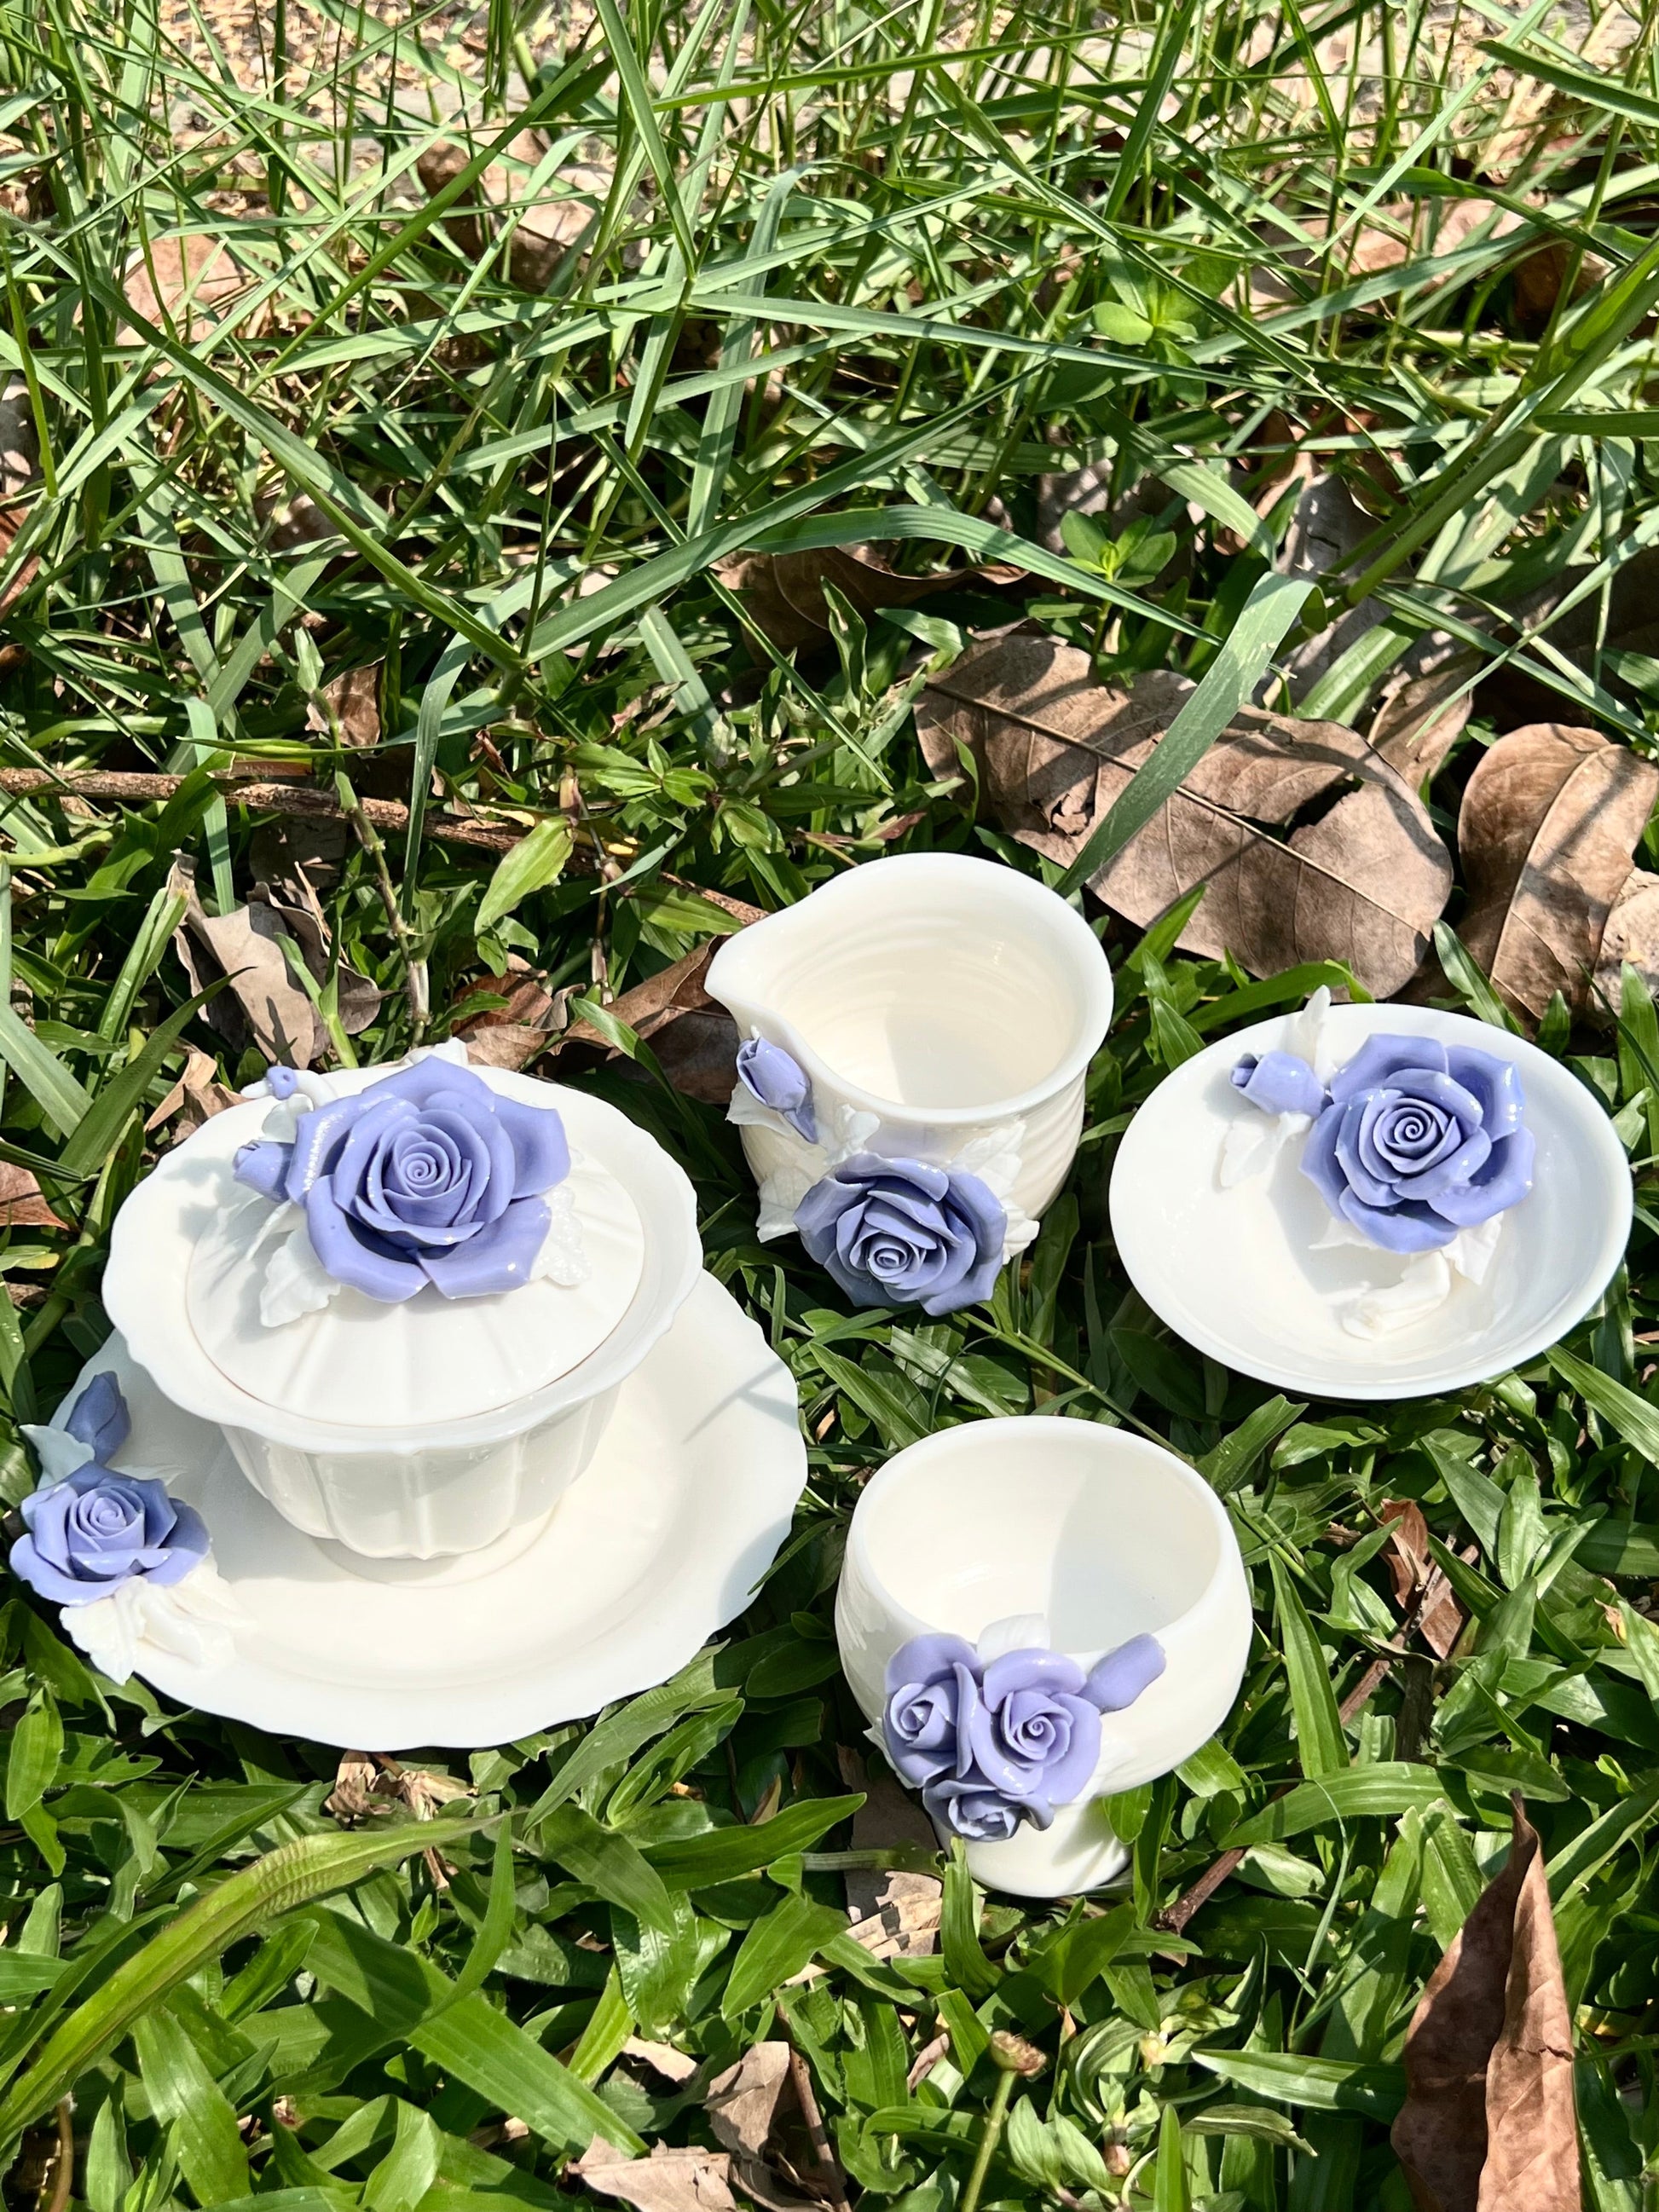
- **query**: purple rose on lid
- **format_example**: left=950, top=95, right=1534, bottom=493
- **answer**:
left=1231, top=1051, right=1326, bottom=1119
left=796, top=1154, right=1005, bottom=1316
left=234, top=1058, right=570, bottom=1302
left=10, top=1377, right=207, bottom=1608
left=1300, top=1035, right=1534, bottom=1253
left=736, top=1037, right=816, bottom=1141
left=882, top=1629, right=1166, bottom=1840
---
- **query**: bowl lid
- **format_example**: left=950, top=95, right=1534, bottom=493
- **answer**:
left=182, top=1062, right=647, bottom=1429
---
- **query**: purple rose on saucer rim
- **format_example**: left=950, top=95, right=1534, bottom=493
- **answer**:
left=736, top=1037, right=817, bottom=1141
left=234, top=1058, right=570, bottom=1302
left=796, top=1153, right=1004, bottom=1316
left=1298, top=1035, right=1535, bottom=1253
left=882, top=1629, right=1166, bottom=1840
left=10, top=1377, right=208, bottom=1608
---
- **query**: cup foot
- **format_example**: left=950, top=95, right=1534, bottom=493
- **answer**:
left=312, top=1507, right=558, bottom=1585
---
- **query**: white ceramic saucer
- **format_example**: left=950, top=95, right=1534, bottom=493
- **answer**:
left=1109, top=1003, right=1632, bottom=1400
left=62, top=1274, right=806, bottom=1747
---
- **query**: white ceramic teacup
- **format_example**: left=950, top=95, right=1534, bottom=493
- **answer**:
left=103, top=1068, right=702, bottom=1562
left=835, top=1417, right=1251, bottom=1897
left=706, top=853, right=1113, bottom=1239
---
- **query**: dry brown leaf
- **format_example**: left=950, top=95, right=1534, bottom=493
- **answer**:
left=705, top=2046, right=824, bottom=2212
left=418, top=140, right=610, bottom=292
left=1391, top=1799, right=1579, bottom=2212
left=621, top=2037, right=700, bottom=2086
left=917, top=633, right=1452, bottom=996
left=716, top=544, right=1019, bottom=654
left=0, top=1163, right=66, bottom=1231
left=549, top=943, right=741, bottom=1102
left=145, top=1044, right=240, bottom=1141
left=573, top=2139, right=738, bottom=2212
left=1594, top=867, right=1659, bottom=1010
left=323, top=1751, right=379, bottom=1823
left=173, top=868, right=382, bottom=1069
left=1456, top=722, right=1659, bottom=1025
left=1368, top=653, right=1479, bottom=788
left=120, top=234, right=265, bottom=337
left=1379, top=1500, right=1465, bottom=1660
left=835, top=1744, right=941, bottom=1949
left=306, top=664, right=382, bottom=748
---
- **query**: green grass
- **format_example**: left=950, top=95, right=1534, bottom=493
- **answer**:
left=1, top=0, right=1659, bottom=2206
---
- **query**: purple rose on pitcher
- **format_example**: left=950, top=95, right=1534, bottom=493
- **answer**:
left=234, top=1058, right=570, bottom=1302
left=882, top=1630, right=1165, bottom=1839
left=1231, top=1051, right=1326, bottom=1118
left=1299, top=1036, right=1534, bottom=1254
left=796, top=1155, right=1004, bottom=1315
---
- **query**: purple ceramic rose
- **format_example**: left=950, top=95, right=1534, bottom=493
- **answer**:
left=1231, top=1032, right=1535, bottom=1255
left=234, top=1059, right=570, bottom=1302
left=796, top=1154, right=1004, bottom=1315
left=11, top=1377, right=208, bottom=1608
left=882, top=1630, right=1165, bottom=1840
left=737, top=1037, right=816, bottom=1141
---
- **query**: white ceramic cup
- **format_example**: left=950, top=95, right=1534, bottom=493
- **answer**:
left=103, top=1069, right=703, bottom=1562
left=706, top=852, right=1114, bottom=1223
left=835, top=1417, right=1251, bottom=1898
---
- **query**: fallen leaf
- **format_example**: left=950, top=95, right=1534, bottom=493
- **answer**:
left=144, top=1044, right=240, bottom=1141
left=706, top=2046, right=824, bottom=2212
left=323, top=1751, right=379, bottom=1823
left=120, top=234, right=264, bottom=337
left=836, top=1744, right=941, bottom=1949
left=717, top=543, right=1019, bottom=653
left=622, top=2037, right=700, bottom=2086
left=172, top=868, right=382, bottom=1068
left=1594, top=867, right=1659, bottom=1013
left=1368, top=652, right=1479, bottom=788
left=1390, top=1799, right=1578, bottom=2212
left=573, top=2139, right=738, bottom=2212
left=1456, top=722, right=1659, bottom=1025
left=417, top=139, right=612, bottom=292
left=306, top=663, right=382, bottom=748
left=1379, top=1500, right=1465, bottom=1660
left=0, top=1164, right=66, bottom=1231
left=917, top=632, right=1452, bottom=996
left=552, top=943, right=740, bottom=1098
left=325, top=1751, right=472, bottom=1825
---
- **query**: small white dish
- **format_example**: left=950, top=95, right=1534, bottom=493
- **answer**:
left=57, top=1275, right=806, bottom=1749
left=103, top=1066, right=702, bottom=1559
left=707, top=853, right=1113, bottom=1235
left=835, top=1417, right=1251, bottom=1899
left=1110, top=1003, right=1632, bottom=1400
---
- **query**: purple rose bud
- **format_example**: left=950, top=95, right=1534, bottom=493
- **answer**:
left=796, top=1154, right=1005, bottom=1317
left=233, top=1059, right=571, bottom=1303
left=9, top=1379, right=209, bottom=1608
left=1084, top=1633, right=1166, bottom=1711
left=267, top=1066, right=301, bottom=1100
left=736, top=1037, right=816, bottom=1141
left=1231, top=1051, right=1325, bottom=1118
left=63, top=1372, right=130, bottom=1464
left=1302, top=1034, right=1534, bottom=1252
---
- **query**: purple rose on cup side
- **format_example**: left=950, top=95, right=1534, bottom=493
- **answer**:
left=10, top=1377, right=207, bottom=1608
left=1231, top=1051, right=1325, bottom=1118
left=795, top=1154, right=1004, bottom=1316
left=234, top=1058, right=570, bottom=1302
left=1301, top=1035, right=1535, bottom=1253
left=881, top=1630, right=1165, bottom=1840
left=737, top=1037, right=816, bottom=1141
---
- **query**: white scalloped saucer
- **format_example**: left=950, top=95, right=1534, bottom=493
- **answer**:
left=63, top=1274, right=806, bottom=1748
left=1109, top=1003, right=1632, bottom=1400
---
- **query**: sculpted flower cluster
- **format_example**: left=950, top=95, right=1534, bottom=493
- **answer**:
left=882, top=1630, right=1165, bottom=1841
left=1233, top=1033, right=1535, bottom=1254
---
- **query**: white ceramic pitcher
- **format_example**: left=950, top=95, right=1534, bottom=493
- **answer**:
left=706, top=854, right=1114, bottom=1243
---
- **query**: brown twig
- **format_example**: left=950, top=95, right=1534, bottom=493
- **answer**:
left=1156, top=1551, right=1469, bottom=1937
left=782, top=2032, right=853, bottom=2212
left=44, top=2099, right=72, bottom=2212
left=0, top=769, right=764, bottom=925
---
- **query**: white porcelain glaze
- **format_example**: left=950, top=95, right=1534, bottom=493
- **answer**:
left=1110, top=1003, right=1633, bottom=1399
left=61, top=1279, right=806, bottom=1747
left=835, top=1417, right=1251, bottom=1898
left=706, top=853, right=1113, bottom=1226
left=103, top=1069, right=702, bottom=1560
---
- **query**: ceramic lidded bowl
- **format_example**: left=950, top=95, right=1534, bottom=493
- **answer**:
left=836, top=1417, right=1251, bottom=1898
left=706, top=854, right=1114, bottom=1284
left=102, top=1052, right=702, bottom=1561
